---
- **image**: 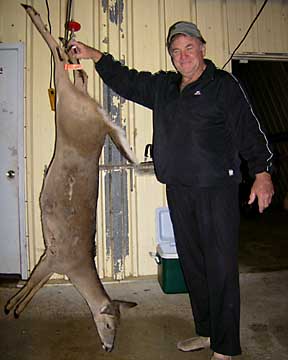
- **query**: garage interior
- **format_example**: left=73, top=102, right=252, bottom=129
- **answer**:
left=1, top=1, right=288, bottom=360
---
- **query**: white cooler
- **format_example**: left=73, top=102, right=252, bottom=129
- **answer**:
left=155, top=207, right=188, bottom=294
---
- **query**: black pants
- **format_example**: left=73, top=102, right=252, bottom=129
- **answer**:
left=166, top=183, right=241, bottom=356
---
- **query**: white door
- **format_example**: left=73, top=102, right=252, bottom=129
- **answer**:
left=0, top=43, right=27, bottom=279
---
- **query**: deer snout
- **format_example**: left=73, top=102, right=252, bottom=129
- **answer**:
left=102, top=342, right=114, bottom=352
left=98, top=324, right=116, bottom=352
left=94, top=313, right=117, bottom=353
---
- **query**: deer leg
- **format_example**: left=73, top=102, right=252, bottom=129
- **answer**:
left=21, top=4, right=67, bottom=65
left=74, top=69, right=88, bottom=93
left=5, top=255, right=53, bottom=318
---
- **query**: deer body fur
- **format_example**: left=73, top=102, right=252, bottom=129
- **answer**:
left=4, top=4, right=137, bottom=352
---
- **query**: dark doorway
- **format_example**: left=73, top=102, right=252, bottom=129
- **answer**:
left=232, top=59, right=288, bottom=273
left=232, top=59, right=288, bottom=206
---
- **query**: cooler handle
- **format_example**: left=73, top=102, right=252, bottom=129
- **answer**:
left=149, top=251, right=161, bottom=264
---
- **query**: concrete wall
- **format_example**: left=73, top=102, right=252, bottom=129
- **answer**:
left=0, top=0, right=287, bottom=279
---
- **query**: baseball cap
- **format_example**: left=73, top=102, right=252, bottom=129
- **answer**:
left=167, top=21, right=206, bottom=50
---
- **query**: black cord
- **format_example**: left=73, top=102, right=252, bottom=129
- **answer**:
left=64, top=0, right=73, bottom=46
left=45, top=0, right=52, bottom=33
left=222, top=0, right=269, bottom=70
left=45, top=0, right=53, bottom=89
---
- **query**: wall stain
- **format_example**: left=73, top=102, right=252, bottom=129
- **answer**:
left=8, top=146, right=18, bottom=157
left=101, top=0, right=124, bottom=26
left=103, top=84, right=129, bottom=280
left=100, top=0, right=128, bottom=278
left=102, top=36, right=109, bottom=45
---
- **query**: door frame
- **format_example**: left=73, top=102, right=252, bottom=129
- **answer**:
left=0, top=43, right=27, bottom=279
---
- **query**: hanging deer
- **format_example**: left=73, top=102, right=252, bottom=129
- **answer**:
left=4, top=4, right=138, bottom=352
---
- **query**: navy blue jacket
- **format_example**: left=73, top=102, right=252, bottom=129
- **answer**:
left=96, top=54, right=273, bottom=187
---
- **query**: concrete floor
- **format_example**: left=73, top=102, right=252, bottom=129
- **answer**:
left=0, top=208, right=288, bottom=360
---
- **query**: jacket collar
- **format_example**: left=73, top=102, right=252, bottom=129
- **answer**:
left=202, top=59, right=216, bottom=81
left=172, top=58, right=216, bottom=90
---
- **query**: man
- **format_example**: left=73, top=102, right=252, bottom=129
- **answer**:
left=69, top=21, right=274, bottom=359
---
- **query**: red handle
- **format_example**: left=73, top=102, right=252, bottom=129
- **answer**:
left=67, top=21, right=81, bottom=32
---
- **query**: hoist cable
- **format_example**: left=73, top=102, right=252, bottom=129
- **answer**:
left=64, top=0, right=73, bottom=46
left=222, top=0, right=269, bottom=70
left=45, top=0, right=53, bottom=89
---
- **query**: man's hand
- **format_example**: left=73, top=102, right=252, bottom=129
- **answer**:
left=248, top=172, right=274, bottom=213
left=68, top=40, right=103, bottom=63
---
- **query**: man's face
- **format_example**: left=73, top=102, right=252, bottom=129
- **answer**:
left=170, top=34, right=206, bottom=78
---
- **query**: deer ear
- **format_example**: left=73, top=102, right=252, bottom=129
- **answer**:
left=113, top=300, right=137, bottom=311
left=99, top=300, right=137, bottom=315
left=99, top=303, right=115, bottom=316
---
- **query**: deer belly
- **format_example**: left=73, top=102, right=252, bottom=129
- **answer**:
left=39, top=164, right=98, bottom=266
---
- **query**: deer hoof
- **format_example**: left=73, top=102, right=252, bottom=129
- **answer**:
left=14, top=310, right=20, bottom=319
left=4, top=306, right=10, bottom=315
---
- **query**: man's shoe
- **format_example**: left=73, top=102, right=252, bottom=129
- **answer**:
left=177, top=336, right=210, bottom=352
left=211, top=353, right=232, bottom=360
